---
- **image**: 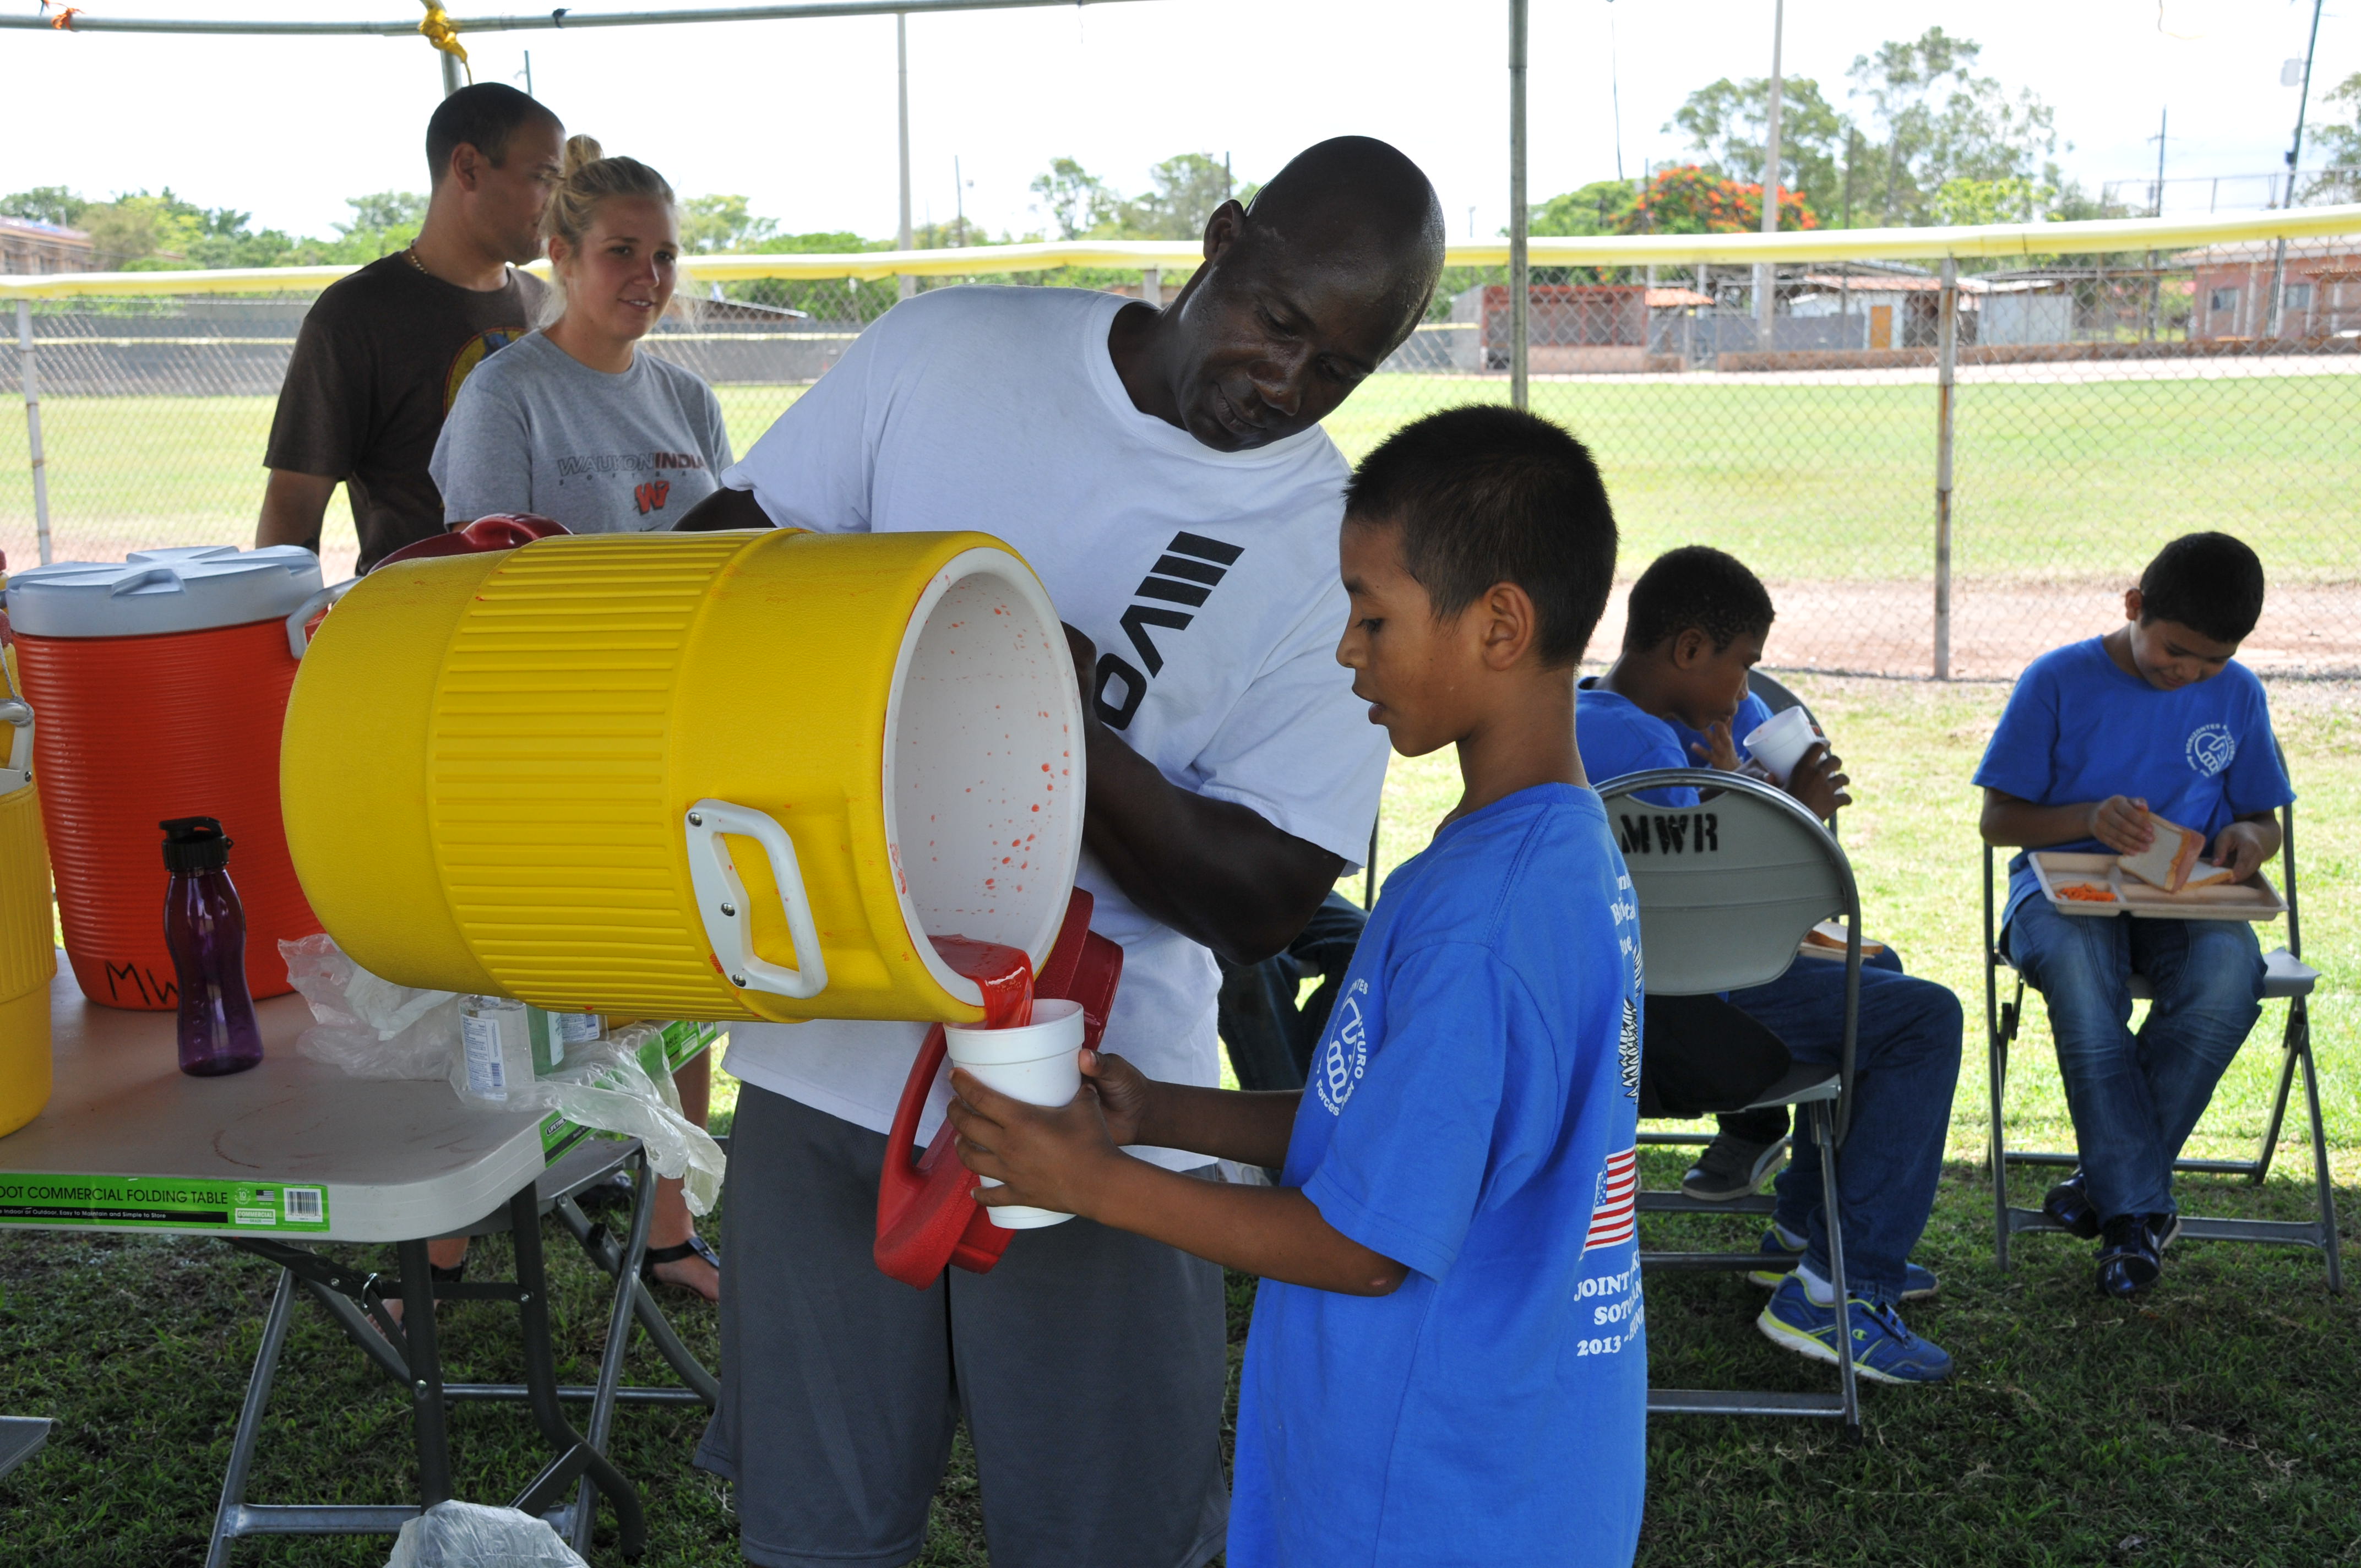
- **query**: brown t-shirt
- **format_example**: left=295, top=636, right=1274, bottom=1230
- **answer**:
left=264, top=253, right=547, bottom=570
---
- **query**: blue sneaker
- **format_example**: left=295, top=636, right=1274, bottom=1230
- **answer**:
left=1757, top=1273, right=1954, bottom=1385
left=1745, top=1227, right=1939, bottom=1301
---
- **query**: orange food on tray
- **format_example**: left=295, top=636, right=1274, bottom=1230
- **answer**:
left=2058, top=883, right=2118, bottom=902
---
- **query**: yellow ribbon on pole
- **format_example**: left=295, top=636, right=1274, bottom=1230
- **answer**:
left=416, top=0, right=471, bottom=81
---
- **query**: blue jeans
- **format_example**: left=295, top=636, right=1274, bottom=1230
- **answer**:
left=1729, top=956, right=1964, bottom=1306
left=2001, top=899, right=2264, bottom=1222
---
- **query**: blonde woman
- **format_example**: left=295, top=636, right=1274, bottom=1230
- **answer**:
left=431, top=136, right=727, bottom=1302
left=431, top=135, right=732, bottom=535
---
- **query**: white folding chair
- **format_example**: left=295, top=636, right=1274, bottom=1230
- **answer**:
left=1983, top=776, right=2340, bottom=1291
left=1598, top=769, right=1865, bottom=1435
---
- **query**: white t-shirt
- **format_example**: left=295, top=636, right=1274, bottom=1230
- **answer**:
left=720, top=285, right=1389, bottom=1168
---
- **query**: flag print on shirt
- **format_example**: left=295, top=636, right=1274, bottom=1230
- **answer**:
left=1585, top=1147, right=1638, bottom=1252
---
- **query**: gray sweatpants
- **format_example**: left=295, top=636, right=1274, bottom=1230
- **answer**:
left=697, top=1084, right=1230, bottom=1568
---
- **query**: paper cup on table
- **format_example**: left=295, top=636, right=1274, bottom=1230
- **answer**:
left=1742, top=705, right=1819, bottom=786
left=945, top=998, right=1085, bottom=1230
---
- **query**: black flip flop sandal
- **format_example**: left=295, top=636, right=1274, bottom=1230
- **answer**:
left=640, top=1233, right=721, bottom=1292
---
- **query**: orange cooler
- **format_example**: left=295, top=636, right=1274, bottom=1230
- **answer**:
left=5, top=547, right=325, bottom=1010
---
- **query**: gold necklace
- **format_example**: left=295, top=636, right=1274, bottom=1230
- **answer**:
left=404, top=244, right=430, bottom=275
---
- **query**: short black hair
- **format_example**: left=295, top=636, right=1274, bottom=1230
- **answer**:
left=1343, top=405, right=1618, bottom=668
left=426, top=84, right=559, bottom=185
left=2139, top=531, right=2265, bottom=645
left=1621, top=546, right=1775, bottom=655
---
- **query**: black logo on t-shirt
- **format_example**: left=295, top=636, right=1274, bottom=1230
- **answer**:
left=1092, top=531, right=1243, bottom=731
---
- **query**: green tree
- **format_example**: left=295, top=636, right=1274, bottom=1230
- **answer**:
left=1029, top=158, right=1111, bottom=241
left=2308, top=72, right=2361, bottom=203
left=1846, top=27, right=2060, bottom=226
left=679, top=193, right=778, bottom=254
left=0, top=187, right=89, bottom=228
left=1530, top=178, right=1640, bottom=236
left=1113, top=153, right=1234, bottom=240
left=1666, top=75, right=1847, bottom=220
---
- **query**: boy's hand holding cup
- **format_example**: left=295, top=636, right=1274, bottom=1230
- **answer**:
left=946, top=1002, right=1158, bottom=1228
left=1742, top=706, right=1852, bottom=819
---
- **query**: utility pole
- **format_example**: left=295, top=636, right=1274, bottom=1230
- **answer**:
left=1607, top=0, right=1624, bottom=186
left=2148, top=107, right=2168, bottom=217
left=954, top=154, right=965, bottom=247
left=1755, top=0, right=1785, bottom=347
left=896, top=12, right=914, bottom=302
left=2266, top=0, right=2326, bottom=337
left=1509, top=0, right=1529, bottom=410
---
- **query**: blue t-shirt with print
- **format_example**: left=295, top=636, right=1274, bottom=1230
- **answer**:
left=1974, top=636, right=2292, bottom=924
left=1576, top=679, right=1698, bottom=808
left=1228, top=784, right=1646, bottom=1568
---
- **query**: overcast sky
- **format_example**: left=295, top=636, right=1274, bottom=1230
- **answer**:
left=12, top=0, right=2355, bottom=243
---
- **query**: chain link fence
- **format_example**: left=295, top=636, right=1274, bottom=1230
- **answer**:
left=6, top=230, right=2357, bottom=678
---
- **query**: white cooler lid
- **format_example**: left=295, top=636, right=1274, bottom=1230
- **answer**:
left=3, top=546, right=323, bottom=638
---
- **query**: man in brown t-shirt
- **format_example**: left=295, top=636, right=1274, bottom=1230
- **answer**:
left=259, top=83, right=564, bottom=570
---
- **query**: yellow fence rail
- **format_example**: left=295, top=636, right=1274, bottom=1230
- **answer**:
left=6, top=207, right=2357, bottom=300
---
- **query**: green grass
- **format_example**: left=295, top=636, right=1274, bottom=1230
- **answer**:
left=3, top=673, right=2354, bottom=1565
left=4, top=372, right=2355, bottom=589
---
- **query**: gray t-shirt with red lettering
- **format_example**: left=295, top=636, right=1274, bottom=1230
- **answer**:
left=428, top=329, right=732, bottom=535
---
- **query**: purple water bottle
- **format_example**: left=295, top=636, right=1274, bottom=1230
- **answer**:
left=161, top=816, right=264, bottom=1077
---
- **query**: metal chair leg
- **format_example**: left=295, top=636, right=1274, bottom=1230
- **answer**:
left=205, top=1268, right=298, bottom=1568
left=2248, top=1003, right=2306, bottom=1186
left=1988, top=980, right=2017, bottom=1272
left=2295, top=1005, right=2344, bottom=1294
left=1811, top=1101, right=1860, bottom=1440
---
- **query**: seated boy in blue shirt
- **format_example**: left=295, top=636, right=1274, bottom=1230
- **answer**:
left=945, top=405, right=1645, bottom=1568
left=1577, top=545, right=1961, bottom=1385
left=1976, top=531, right=2291, bottom=1298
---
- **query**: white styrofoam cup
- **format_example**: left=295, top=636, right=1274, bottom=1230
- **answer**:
left=945, top=998, right=1084, bottom=1229
left=1743, top=705, right=1819, bottom=786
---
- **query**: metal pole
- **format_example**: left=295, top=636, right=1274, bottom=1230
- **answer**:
left=1754, top=0, right=1784, bottom=347
left=2266, top=0, right=2326, bottom=338
left=1933, top=256, right=1958, bottom=680
left=1142, top=267, right=1161, bottom=309
left=439, top=44, right=461, bottom=95
left=896, top=12, right=914, bottom=302
left=16, top=301, right=51, bottom=567
left=1508, top=0, right=1528, bottom=410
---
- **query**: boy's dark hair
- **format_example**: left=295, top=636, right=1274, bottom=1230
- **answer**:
left=1343, top=405, right=1618, bottom=667
left=426, top=84, right=559, bottom=184
left=2139, top=531, right=2265, bottom=645
left=1620, top=546, right=1774, bottom=655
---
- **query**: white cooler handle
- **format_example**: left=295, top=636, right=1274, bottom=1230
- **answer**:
left=684, top=799, right=829, bottom=1000
left=0, top=697, right=30, bottom=788
left=285, top=578, right=360, bottom=661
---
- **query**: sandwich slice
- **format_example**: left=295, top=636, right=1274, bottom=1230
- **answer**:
left=2117, top=813, right=2237, bottom=894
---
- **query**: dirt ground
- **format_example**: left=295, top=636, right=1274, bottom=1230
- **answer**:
left=1588, top=575, right=2361, bottom=681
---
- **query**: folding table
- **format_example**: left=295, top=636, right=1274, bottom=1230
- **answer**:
left=0, top=963, right=720, bottom=1564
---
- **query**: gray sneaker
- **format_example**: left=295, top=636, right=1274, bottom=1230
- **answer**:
left=1682, top=1133, right=1791, bottom=1201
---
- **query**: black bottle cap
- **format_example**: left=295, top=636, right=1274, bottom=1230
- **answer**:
left=160, top=816, right=233, bottom=873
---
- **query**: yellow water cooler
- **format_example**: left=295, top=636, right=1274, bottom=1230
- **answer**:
left=281, top=527, right=1086, bottom=1028
left=0, top=667, right=54, bottom=1137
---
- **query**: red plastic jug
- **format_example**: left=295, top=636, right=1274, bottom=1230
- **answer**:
left=875, top=891, right=1123, bottom=1289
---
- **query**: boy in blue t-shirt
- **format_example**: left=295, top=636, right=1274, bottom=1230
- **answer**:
left=1576, top=546, right=1961, bottom=1386
left=945, top=405, right=1645, bottom=1568
left=1976, top=531, right=2291, bottom=1298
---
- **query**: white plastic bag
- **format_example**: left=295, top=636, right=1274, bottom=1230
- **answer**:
left=280, top=934, right=461, bottom=1081
left=522, top=1025, right=726, bottom=1216
left=383, top=1499, right=587, bottom=1567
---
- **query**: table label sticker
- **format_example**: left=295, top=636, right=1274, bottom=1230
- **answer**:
left=0, top=1175, right=333, bottom=1232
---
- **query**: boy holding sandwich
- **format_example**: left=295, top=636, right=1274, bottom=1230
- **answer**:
left=1576, top=546, right=1961, bottom=1385
left=1977, top=531, right=2291, bottom=1298
left=946, top=406, right=1645, bottom=1567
